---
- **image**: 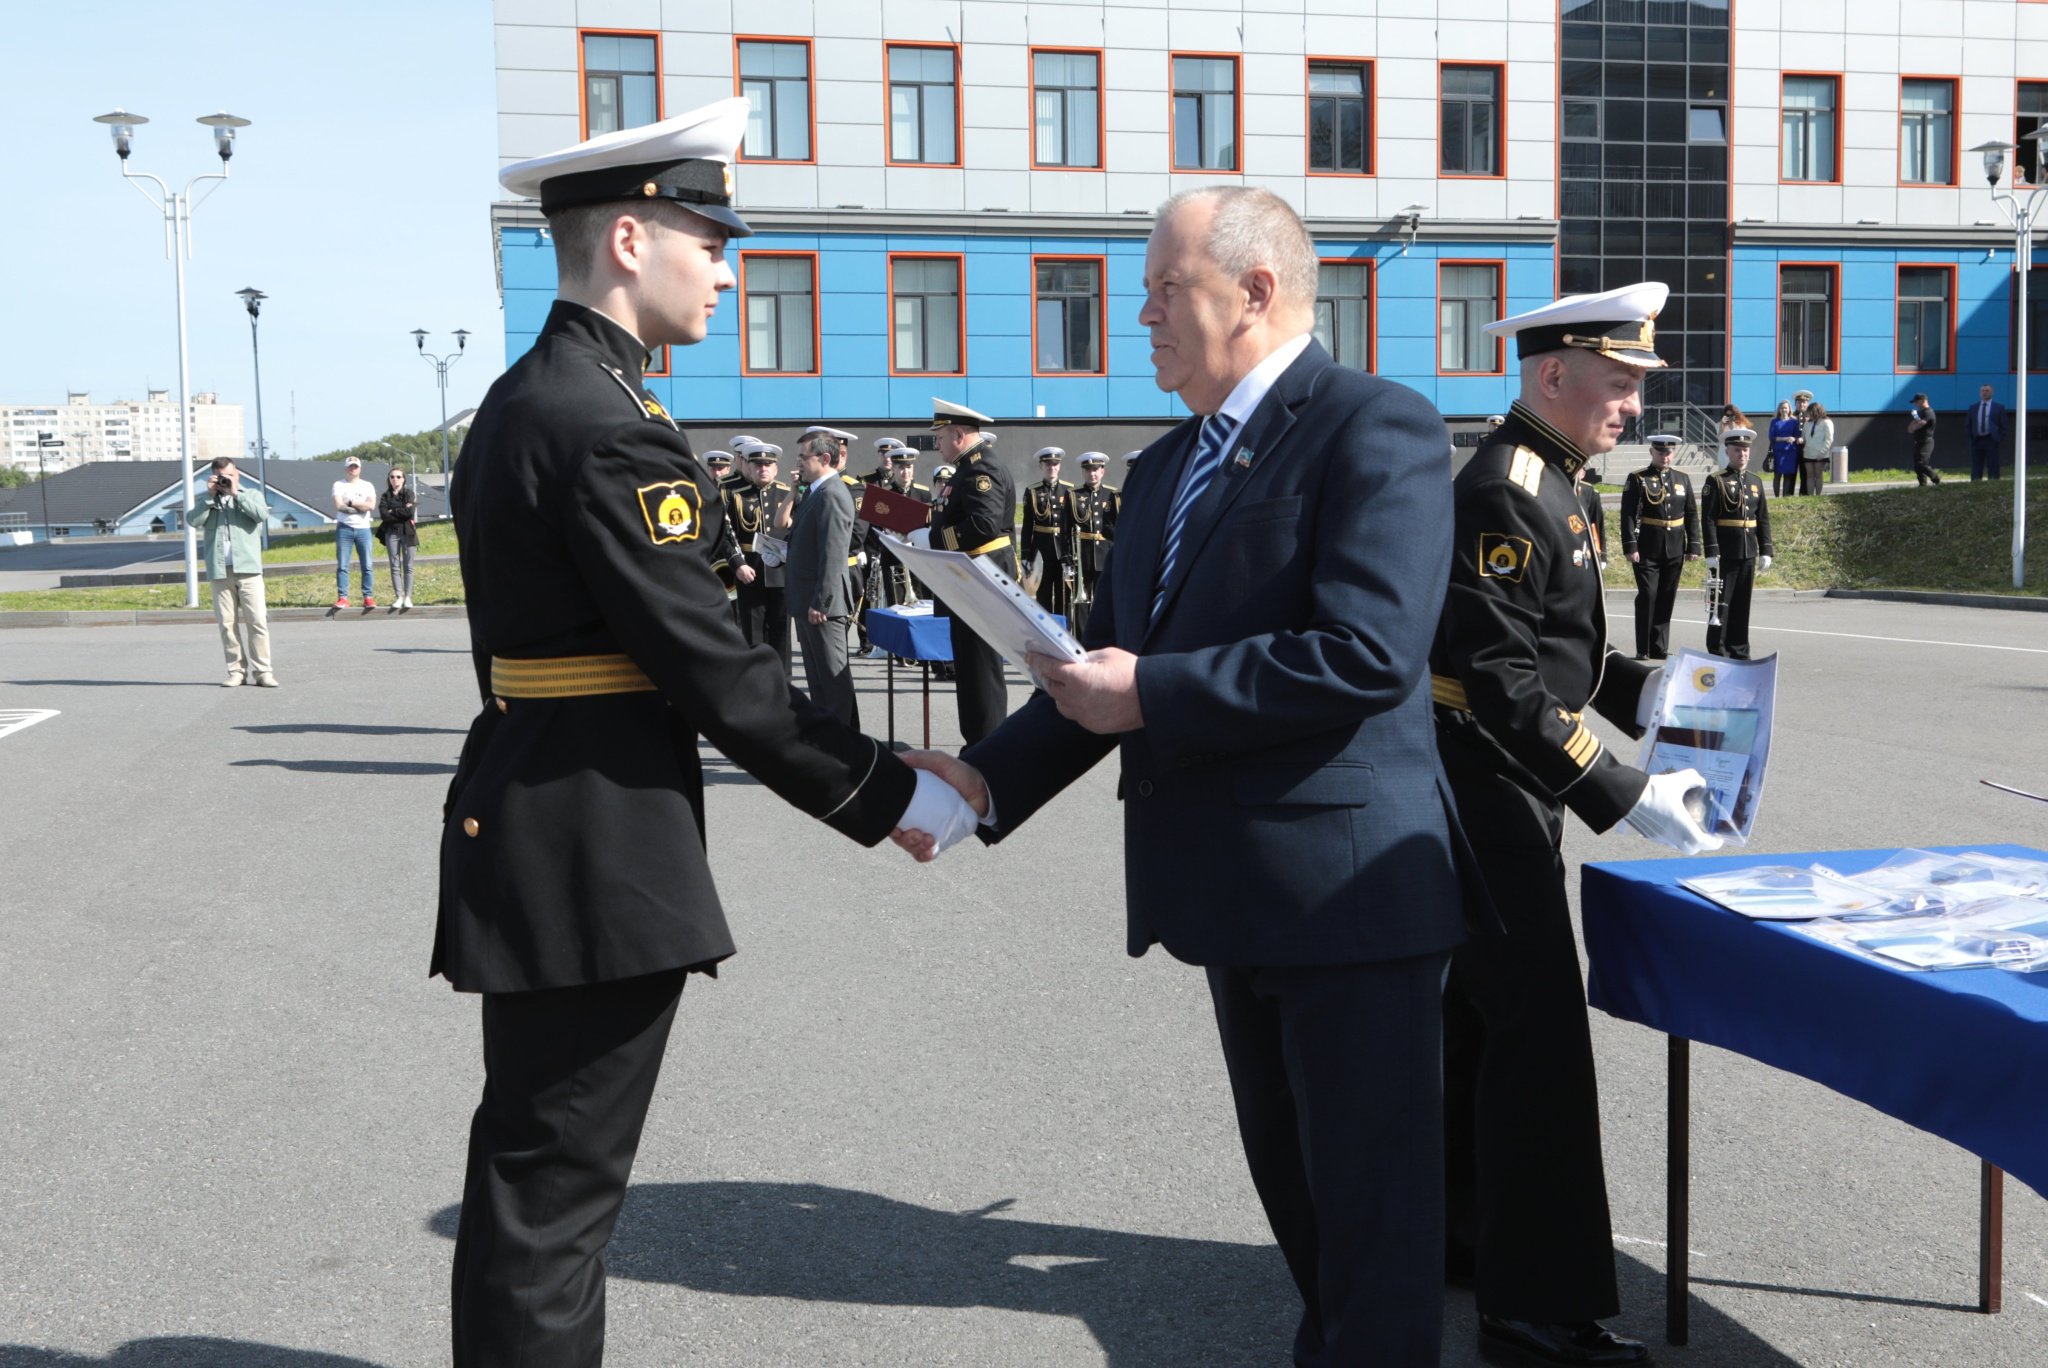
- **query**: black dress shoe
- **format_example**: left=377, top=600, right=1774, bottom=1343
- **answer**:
left=1477, top=1316, right=1650, bottom=1367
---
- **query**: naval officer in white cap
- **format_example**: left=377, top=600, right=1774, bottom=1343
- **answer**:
left=924, top=397, right=1018, bottom=742
left=438, top=98, right=980, bottom=1365
left=1428, top=282, right=1719, bottom=1368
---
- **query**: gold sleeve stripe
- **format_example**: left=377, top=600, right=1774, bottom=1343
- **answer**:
left=1563, top=722, right=1602, bottom=768
left=1507, top=447, right=1545, bottom=496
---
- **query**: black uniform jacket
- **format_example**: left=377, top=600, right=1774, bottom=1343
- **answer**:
left=1024, top=480, right=1077, bottom=542
left=1431, top=402, right=1655, bottom=834
left=433, top=302, right=913, bottom=993
left=930, top=440, right=1018, bottom=575
left=1700, top=468, right=1773, bottom=560
left=725, top=479, right=792, bottom=588
left=1619, top=465, right=1700, bottom=561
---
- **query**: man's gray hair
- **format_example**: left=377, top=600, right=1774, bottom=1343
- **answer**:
left=1158, top=186, right=1319, bottom=312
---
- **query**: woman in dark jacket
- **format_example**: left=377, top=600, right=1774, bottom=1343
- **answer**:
left=375, top=466, right=419, bottom=610
left=1767, top=401, right=1802, bottom=497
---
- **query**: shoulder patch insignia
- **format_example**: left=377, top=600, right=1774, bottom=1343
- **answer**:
left=1567, top=513, right=1586, bottom=534
left=974, top=473, right=993, bottom=493
left=636, top=479, right=703, bottom=545
left=643, top=394, right=670, bottom=420
left=1506, top=447, right=1545, bottom=496
left=1478, top=531, right=1533, bottom=583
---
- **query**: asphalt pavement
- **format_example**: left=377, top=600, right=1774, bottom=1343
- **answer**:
left=0, top=593, right=2044, bottom=1366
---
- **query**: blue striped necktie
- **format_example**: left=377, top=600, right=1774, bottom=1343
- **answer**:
left=1152, top=412, right=1236, bottom=623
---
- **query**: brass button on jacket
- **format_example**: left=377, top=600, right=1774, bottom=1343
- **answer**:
left=462, top=817, right=481, bottom=837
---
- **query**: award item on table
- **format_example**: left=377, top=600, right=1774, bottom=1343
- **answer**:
left=878, top=533, right=1083, bottom=676
left=1636, top=647, right=1776, bottom=842
left=1810, top=848, right=2048, bottom=918
left=857, top=483, right=933, bottom=536
left=1678, top=866, right=1894, bottom=921
left=1794, top=898, right=2048, bottom=973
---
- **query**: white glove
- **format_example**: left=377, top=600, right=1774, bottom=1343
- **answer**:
left=898, top=768, right=981, bottom=858
left=907, top=527, right=932, bottom=550
left=1704, top=555, right=1720, bottom=571
left=1624, top=768, right=1724, bottom=856
left=1759, top=554, right=1773, bottom=571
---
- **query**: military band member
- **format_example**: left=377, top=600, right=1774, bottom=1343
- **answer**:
left=1620, top=433, right=1700, bottom=659
left=1021, top=446, right=1078, bottom=614
left=443, top=100, right=974, bottom=1364
left=1069, top=451, right=1119, bottom=637
left=1702, top=427, right=1773, bottom=660
left=1431, top=282, right=1720, bottom=1368
left=876, top=448, right=932, bottom=607
left=727, top=439, right=794, bottom=675
left=718, top=436, right=757, bottom=495
left=924, top=398, right=1017, bottom=743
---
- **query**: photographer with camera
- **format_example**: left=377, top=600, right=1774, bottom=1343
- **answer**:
left=190, top=457, right=277, bottom=687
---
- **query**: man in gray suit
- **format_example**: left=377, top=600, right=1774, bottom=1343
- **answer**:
left=787, top=428, right=860, bottom=726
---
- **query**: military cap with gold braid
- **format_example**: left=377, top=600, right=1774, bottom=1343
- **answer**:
left=1484, top=281, right=1669, bottom=369
left=931, top=398, right=993, bottom=430
left=499, top=97, right=754, bottom=238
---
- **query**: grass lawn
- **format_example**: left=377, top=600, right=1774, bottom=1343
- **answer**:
left=262, top=519, right=459, bottom=561
left=0, top=562, right=467, bottom=613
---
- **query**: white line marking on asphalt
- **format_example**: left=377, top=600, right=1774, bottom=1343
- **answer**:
left=1670, top=619, right=2048, bottom=654
left=1613, top=1234, right=1705, bottom=1256
left=0, top=709, right=58, bottom=739
left=2026, top=1291, right=2048, bottom=1311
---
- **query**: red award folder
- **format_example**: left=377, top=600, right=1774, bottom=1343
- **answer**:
left=858, top=484, right=933, bottom=535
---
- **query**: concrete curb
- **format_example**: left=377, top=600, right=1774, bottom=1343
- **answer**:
left=0, top=605, right=467, bottom=629
left=1824, top=587, right=2048, bottom=613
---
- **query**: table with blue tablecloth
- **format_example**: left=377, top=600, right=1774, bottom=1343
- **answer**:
left=1582, top=844, right=2048, bottom=1343
left=864, top=604, right=1063, bottom=748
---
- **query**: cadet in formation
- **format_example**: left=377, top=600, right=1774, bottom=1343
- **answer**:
left=876, top=446, right=931, bottom=607
left=726, top=437, right=794, bottom=676
left=1021, top=446, right=1078, bottom=614
left=1619, top=433, right=1700, bottom=660
left=1068, top=451, right=1119, bottom=638
left=1702, top=426, right=1773, bottom=660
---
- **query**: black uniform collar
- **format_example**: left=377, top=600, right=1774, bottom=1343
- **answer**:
left=958, top=440, right=992, bottom=465
left=543, top=300, right=658, bottom=381
left=1501, top=400, right=1590, bottom=480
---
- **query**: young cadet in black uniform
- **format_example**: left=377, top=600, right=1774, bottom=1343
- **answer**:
left=923, top=398, right=1017, bottom=743
left=1620, top=433, right=1700, bottom=659
left=877, top=448, right=931, bottom=606
left=443, top=100, right=977, bottom=1366
left=1702, top=427, right=1773, bottom=660
left=1430, top=281, right=1721, bottom=1368
left=726, top=440, right=794, bottom=675
left=1068, top=451, right=1119, bottom=637
left=1021, top=446, right=1078, bottom=614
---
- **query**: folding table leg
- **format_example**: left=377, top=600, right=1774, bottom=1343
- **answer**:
left=1979, top=1161, right=2004, bottom=1313
left=1668, top=1034, right=1690, bottom=1347
left=921, top=661, right=932, bottom=749
left=887, top=653, right=896, bottom=748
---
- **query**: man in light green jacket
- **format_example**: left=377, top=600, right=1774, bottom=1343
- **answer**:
left=189, top=456, right=277, bottom=687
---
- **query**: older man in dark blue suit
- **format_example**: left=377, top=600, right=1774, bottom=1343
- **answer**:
left=900, top=187, right=1480, bottom=1365
left=1967, top=383, right=2009, bottom=481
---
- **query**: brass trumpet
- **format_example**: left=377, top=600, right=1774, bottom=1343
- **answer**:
left=1703, top=568, right=1725, bottom=627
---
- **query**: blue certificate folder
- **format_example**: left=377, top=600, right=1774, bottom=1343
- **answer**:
left=1583, top=845, right=2048, bottom=1198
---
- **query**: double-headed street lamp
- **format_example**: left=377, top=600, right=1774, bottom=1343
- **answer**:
left=1968, top=134, right=2043, bottom=589
left=412, top=328, right=470, bottom=476
left=235, top=287, right=271, bottom=547
left=93, top=106, right=251, bottom=607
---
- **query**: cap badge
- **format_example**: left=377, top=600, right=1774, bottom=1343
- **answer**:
left=642, top=181, right=658, bottom=197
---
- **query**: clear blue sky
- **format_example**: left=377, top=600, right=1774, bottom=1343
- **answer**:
left=0, top=1, right=505, bottom=457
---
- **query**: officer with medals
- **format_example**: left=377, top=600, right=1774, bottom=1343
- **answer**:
left=1702, top=427, right=1773, bottom=660
left=726, top=438, right=794, bottom=675
left=923, top=399, right=1017, bottom=743
left=1620, top=433, right=1700, bottom=659
left=1068, top=451, right=1119, bottom=637
left=440, top=99, right=978, bottom=1364
left=1020, top=447, right=1078, bottom=614
left=1430, top=282, right=1721, bottom=1368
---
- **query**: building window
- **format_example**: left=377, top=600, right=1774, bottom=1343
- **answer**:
left=1900, top=78, right=1956, bottom=186
left=1032, top=49, right=1100, bottom=169
left=1779, top=266, right=1835, bottom=371
left=1896, top=266, right=1952, bottom=372
left=1562, top=100, right=1600, bottom=141
left=1438, top=263, right=1501, bottom=374
left=1307, top=62, right=1372, bottom=174
left=1314, top=262, right=1372, bottom=371
left=887, top=44, right=959, bottom=165
left=645, top=345, right=670, bottom=379
left=2018, top=83, right=2048, bottom=184
left=738, top=39, right=811, bottom=162
left=891, top=256, right=963, bottom=374
left=582, top=32, right=659, bottom=137
left=1171, top=55, right=1238, bottom=172
left=1034, top=258, right=1104, bottom=374
left=1440, top=65, right=1502, bottom=176
left=1690, top=107, right=1727, bottom=143
left=741, top=254, right=817, bottom=375
left=1781, top=75, right=1839, bottom=182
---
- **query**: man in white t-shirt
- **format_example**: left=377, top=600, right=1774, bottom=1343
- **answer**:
left=332, top=455, right=377, bottom=609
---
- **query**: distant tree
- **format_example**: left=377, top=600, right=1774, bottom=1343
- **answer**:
left=313, top=427, right=466, bottom=471
left=0, top=465, right=40, bottom=488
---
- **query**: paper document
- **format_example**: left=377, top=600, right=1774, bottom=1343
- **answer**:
left=879, top=534, right=1084, bottom=672
left=1679, top=866, right=1894, bottom=920
left=1795, top=898, right=2048, bottom=972
left=1637, top=648, right=1777, bottom=843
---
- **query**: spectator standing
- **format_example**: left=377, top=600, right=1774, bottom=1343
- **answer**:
left=190, top=456, right=277, bottom=687
left=376, top=466, right=419, bottom=611
left=1967, top=384, right=2009, bottom=481
left=332, top=455, right=377, bottom=608
left=785, top=428, right=860, bottom=726
left=1908, top=392, right=1942, bottom=486
left=1767, top=401, right=1802, bottom=497
left=1802, top=402, right=1834, bottom=494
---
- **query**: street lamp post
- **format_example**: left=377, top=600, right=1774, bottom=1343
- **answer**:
left=1969, top=135, right=2043, bottom=590
left=412, top=329, right=470, bottom=476
left=235, top=287, right=270, bottom=547
left=34, top=431, right=56, bottom=537
left=93, top=107, right=251, bottom=607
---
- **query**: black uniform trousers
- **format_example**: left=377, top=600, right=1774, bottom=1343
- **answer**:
left=452, top=966, right=689, bottom=1367
left=1912, top=446, right=1942, bottom=486
left=1630, top=555, right=1683, bottom=658
left=734, top=579, right=791, bottom=676
left=939, top=606, right=1008, bottom=744
left=1208, top=950, right=1451, bottom=1367
left=1440, top=738, right=1619, bottom=1325
left=1023, top=531, right=1068, bottom=614
left=1705, top=555, right=1756, bottom=660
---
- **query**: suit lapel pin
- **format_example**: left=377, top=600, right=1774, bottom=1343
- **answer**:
left=1233, top=446, right=1254, bottom=469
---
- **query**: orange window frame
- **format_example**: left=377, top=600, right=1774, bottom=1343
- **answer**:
left=1028, top=46, right=1106, bottom=171
left=2016, top=79, right=2048, bottom=185
left=1168, top=51, right=1243, bottom=175
left=1897, top=75, right=1960, bottom=188
left=887, top=253, right=968, bottom=376
left=1438, top=62, right=1506, bottom=180
left=1436, top=260, right=1504, bottom=376
left=1779, top=71, right=1844, bottom=186
left=1314, top=256, right=1376, bottom=372
left=883, top=41, right=964, bottom=168
left=1776, top=262, right=1841, bottom=375
left=736, top=250, right=822, bottom=378
left=645, top=345, right=670, bottom=379
left=733, top=35, right=817, bottom=165
left=1894, top=263, right=1957, bottom=375
left=576, top=28, right=664, bottom=140
left=1030, top=254, right=1109, bottom=377
left=1304, top=57, right=1376, bottom=178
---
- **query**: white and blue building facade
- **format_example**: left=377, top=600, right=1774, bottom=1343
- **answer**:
left=491, top=0, right=2048, bottom=461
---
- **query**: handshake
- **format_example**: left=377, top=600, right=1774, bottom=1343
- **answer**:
left=888, top=751, right=990, bottom=863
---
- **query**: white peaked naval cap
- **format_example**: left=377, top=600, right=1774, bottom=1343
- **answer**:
left=1484, top=281, right=1669, bottom=369
left=499, top=97, right=753, bottom=237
